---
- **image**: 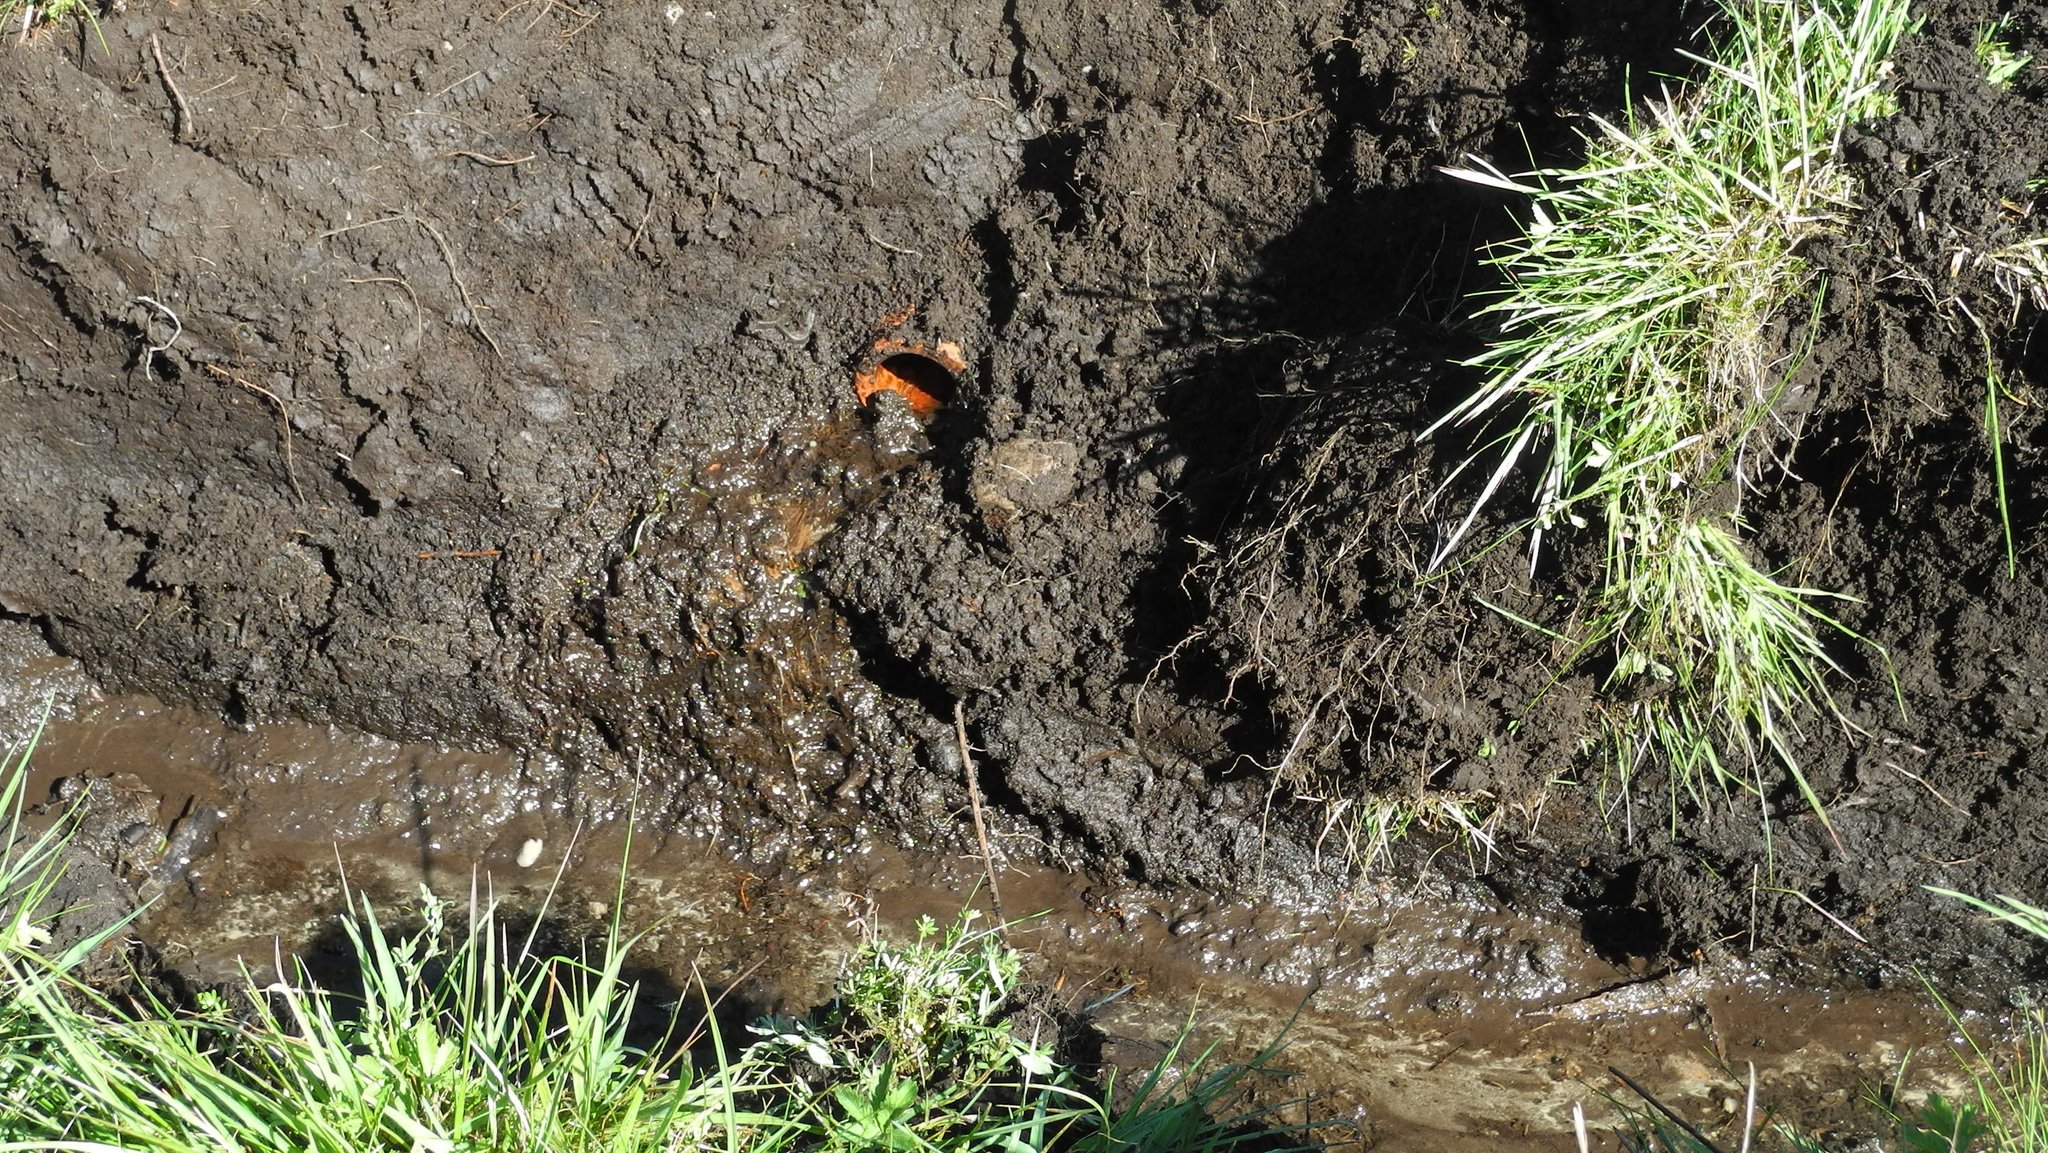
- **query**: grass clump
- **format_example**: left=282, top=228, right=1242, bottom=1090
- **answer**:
left=0, top=731, right=742, bottom=1151
left=752, top=911, right=1311, bottom=1153
left=1611, top=1087, right=2014, bottom=1153
left=1427, top=0, right=1916, bottom=837
left=0, top=729, right=1307, bottom=1153
left=1976, top=15, right=2035, bottom=89
left=1950, top=235, right=2046, bottom=581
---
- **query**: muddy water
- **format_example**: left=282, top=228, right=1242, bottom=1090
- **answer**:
left=0, top=621, right=1973, bottom=1150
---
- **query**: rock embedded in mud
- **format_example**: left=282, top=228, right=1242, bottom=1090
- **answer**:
left=45, top=773, right=164, bottom=876
left=969, top=437, right=1081, bottom=530
left=145, top=802, right=227, bottom=895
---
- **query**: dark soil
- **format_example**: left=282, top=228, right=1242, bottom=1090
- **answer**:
left=4, top=0, right=2048, bottom=1025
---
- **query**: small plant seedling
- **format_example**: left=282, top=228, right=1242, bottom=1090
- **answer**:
left=1897, top=1094, right=1989, bottom=1153
left=1950, top=239, right=2046, bottom=578
left=1982, top=337, right=2018, bottom=578
left=827, top=1070, right=923, bottom=1152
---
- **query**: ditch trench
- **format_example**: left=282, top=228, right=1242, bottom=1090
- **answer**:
left=4, top=0, right=2048, bottom=1147
left=0, top=623, right=1971, bottom=1150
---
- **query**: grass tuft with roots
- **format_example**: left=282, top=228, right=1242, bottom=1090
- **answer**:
left=1427, top=0, right=1916, bottom=841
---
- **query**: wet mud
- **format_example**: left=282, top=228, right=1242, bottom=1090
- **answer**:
left=0, top=626, right=1981, bottom=1148
left=3, top=0, right=2048, bottom=1145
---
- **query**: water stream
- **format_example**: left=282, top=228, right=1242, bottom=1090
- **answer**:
left=0, top=619, right=1970, bottom=1150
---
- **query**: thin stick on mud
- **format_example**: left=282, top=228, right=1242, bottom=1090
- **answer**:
left=315, top=215, right=409, bottom=240
left=1737, top=1062, right=1758, bottom=1153
left=315, top=214, right=502, bottom=359
left=344, top=276, right=424, bottom=348
left=627, top=190, right=656, bottom=255
left=151, top=33, right=193, bottom=140
left=444, top=150, right=536, bottom=167
left=865, top=230, right=924, bottom=258
left=1773, top=886, right=1870, bottom=945
left=953, top=700, right=1007, bottom=931
left=204, top=364, right=304, bottom=504
left=1608, top=1066, right=1730, bottom=1153
left=408, top=213, right=504, bottom=360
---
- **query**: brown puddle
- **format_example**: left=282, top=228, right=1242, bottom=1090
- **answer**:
left=0, top=620, right=1980, bottom=1150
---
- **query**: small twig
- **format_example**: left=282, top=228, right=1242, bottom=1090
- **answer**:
left=427, top=69, right=483, bottom=101
left=1423, top=1039, right=1466, bottom=1071
left=1771, top=886, right=1869, bottom=944
left=444, top=150, right=535, bottom=166
left=865, top=230, right=924, bottom=258
left=627, top=190, right=655, bottom=254
left=203, top=364, right=304, bottom=504
left=344, top=276, right=424, bottom=348
left=496, top=0, right=597, bottom=36
left=1882, top=759, right=1964, bottom=813
left=1737, top=1062, right=1758, bottom=1153
left=151, top=33, right=193, bottom=140
left=953, top=700, right=1007, bottom=931
left=1236, top=104, right=1315, bottom=127
left=1533, top=968, right=1676, bottom=1018
left=408, top=213, right=503, bottom=359
left=315, top=214, right=409, bottom=240
left=414, top=549, right=501, bottom=560
left=1609, top=1066, right=1731, bottom=1153
left=315, top=214, right=499, bottom=357
left=133, top=296, right=181, bottom=382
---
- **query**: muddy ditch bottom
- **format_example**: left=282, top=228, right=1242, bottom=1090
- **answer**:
left=0, top=627, right=1972, bottom=1151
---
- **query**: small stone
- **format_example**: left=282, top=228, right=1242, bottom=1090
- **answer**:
left=970, top=436, right=1081, bottom=529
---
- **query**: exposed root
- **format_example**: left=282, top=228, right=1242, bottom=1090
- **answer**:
left=203, top=364, right=304, bottom=504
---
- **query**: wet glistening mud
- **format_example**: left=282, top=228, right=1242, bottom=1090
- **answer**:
left=0, top=623, right=1974, bottom=1148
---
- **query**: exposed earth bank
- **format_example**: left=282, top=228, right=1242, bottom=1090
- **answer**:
left=3, top=0, right=2048, bottom=1044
